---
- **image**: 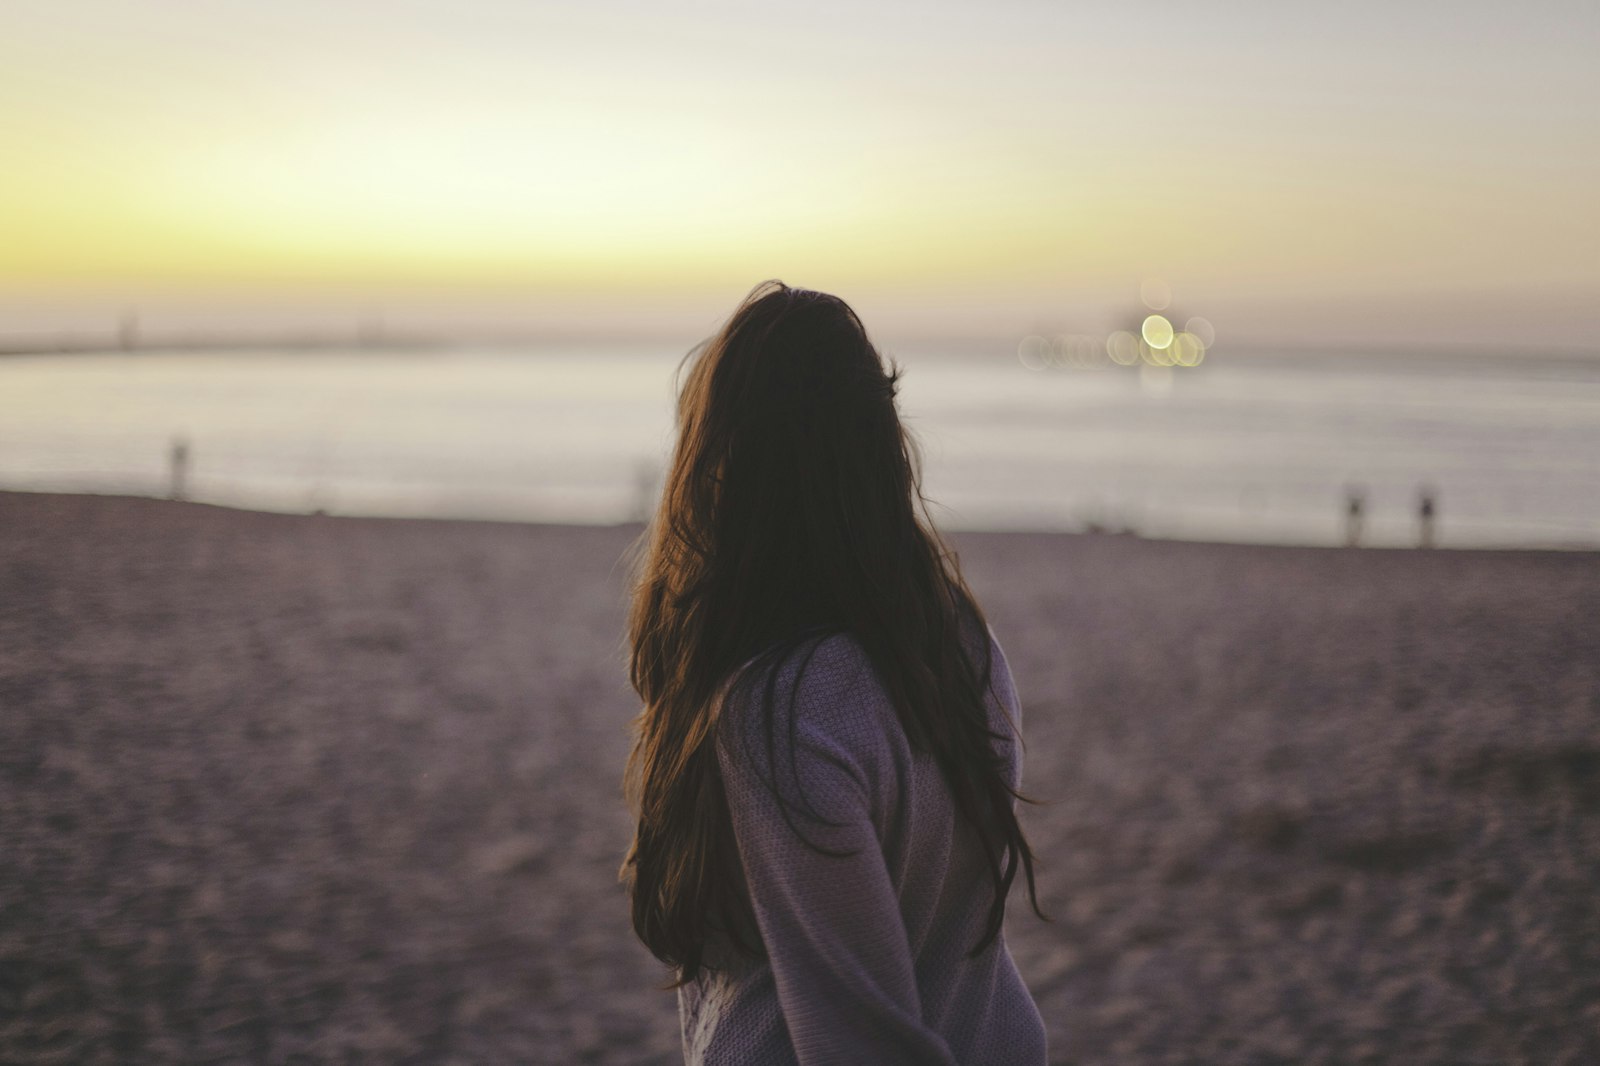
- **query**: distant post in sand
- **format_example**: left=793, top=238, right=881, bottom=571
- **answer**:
left=1418, top=486, right=1438, bottom=549
left=169, top=437, right=190, bottom=501
left=1343, top=486, right=1366, bottom=548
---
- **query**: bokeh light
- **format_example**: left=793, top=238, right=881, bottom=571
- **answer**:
left=1057, top=334, right=1104, bottom=369
left=1140, top=337, right=1173, bottom=367
left=1171, top=331, right=1205, bottom=367
left=1185, top=316, right=1217, bottom=348
left=1017, top=334, right=1050, bottom=371
left=1106, top=331, right=1141, bottom=366
left=1140, top=278, right=1173, bottom=311
left=1141, top=314, right=1175, bottom=350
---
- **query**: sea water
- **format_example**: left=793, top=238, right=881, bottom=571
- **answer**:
left=1, top=344, right=1596, bottom=548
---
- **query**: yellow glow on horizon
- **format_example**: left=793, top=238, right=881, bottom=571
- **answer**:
left=3, top=59, right=1595, bottom=304
left=0, top=95, right=1112, bottom=291
left=1, top=0, right=1595, bottom=329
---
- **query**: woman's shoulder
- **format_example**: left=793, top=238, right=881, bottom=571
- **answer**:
left=721, top=625, right=1016, bottom=742
left=720, top=631, right=892, bottom=741
left=714, top=632, right=899, bottom=818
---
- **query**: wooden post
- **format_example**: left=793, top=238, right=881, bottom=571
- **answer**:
left=169, top=437, right=190, bottom=501
left=1344, top=485, right=1366, bottom=548
left=1418, top=486, right=1437, bottom=549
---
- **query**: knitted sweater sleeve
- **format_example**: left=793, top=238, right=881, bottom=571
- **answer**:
left=715, top=639, right=958, bottom=1066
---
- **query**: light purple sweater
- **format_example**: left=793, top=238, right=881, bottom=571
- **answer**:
left=678, top=630, right=1047, bottom=1065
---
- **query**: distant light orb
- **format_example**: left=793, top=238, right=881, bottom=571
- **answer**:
left=1140, top=277, right=1172, bottom=311
left=1052, top=334, right=1075, bottom=368
left=1139, top=338, right=1174, bottom=366
left=1053, top=334, right=1102, bottom=370
left=1184, top=316, right=1216, bottom=348
left=1045, top=335, right=1068, bottom=368
left=1141, top=314, right=1175, bottom=350
left=1073, top=334, right=1106, bottom=369
left=1052, top=334, right=1087, bottom=369
left=1171, top=332, right=1204, bottom=367
left=1106, top=331, right=1140, bottom=366
left=1017, top=334, right=1050, bottom=370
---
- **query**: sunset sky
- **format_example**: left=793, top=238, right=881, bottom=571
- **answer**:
left=3, top=0, right=1596, bottom=349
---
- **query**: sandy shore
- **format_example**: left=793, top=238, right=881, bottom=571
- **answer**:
left=2, top=491, right=1596, bottom=1064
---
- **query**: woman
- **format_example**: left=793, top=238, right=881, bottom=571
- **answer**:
left=621, top=281, right=1046, bottom=1064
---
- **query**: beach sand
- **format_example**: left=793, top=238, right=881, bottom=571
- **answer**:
left=2, top=491, right=1596, bottom=1064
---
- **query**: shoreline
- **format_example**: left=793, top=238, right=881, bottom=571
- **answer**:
left=5, top=486, right=1595, bottom=555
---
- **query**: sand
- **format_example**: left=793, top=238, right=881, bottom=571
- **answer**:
left=1, top=490, right=1596, bottom=1065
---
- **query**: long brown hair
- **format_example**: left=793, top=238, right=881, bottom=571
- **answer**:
left=620, top=280, right=1040, bottom=982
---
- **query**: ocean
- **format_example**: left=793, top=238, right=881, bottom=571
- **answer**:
left=2, top=344, right=1596, bottom=548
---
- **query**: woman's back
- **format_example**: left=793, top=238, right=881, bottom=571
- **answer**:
left=621, top=281, right=1044, bottom=1063
left=679, top=629, right=1046, bottom=1065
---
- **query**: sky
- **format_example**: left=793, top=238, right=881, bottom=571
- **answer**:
left=3, top=0, right=1597, bottom=350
